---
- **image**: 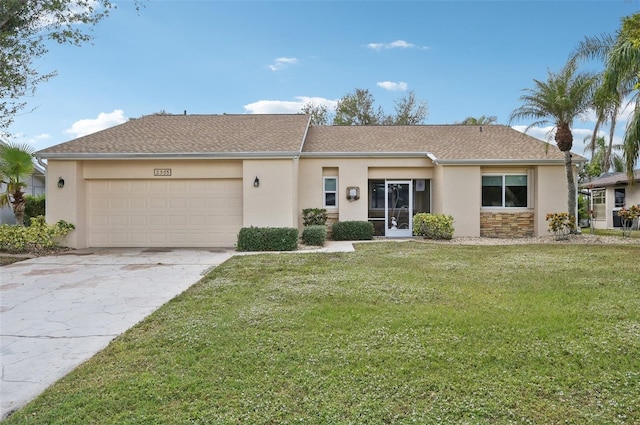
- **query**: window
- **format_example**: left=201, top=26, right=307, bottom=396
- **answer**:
left=482, top=174, right=528, bottom=208
left=592, top=189, right=605, bottom=219
left=324, top=177, right=337, bottom=208
left=614, top=188, right=625, bottom=207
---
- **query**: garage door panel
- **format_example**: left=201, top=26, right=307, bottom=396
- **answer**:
left=87, top=179, right=242, bottom=247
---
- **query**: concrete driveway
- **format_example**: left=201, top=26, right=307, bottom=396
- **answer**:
left=0, top=247, right=235, bottom=419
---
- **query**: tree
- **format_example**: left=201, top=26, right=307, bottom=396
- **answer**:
left=0, top=142, right=35, bottom=225
left=333, top=88, right=384, bottom=125
left=509, top=61, right=597, bottom=226
left=456, top=115, right=498, bottom=125
left=301, top=102, right=330, bottom=126
left=581, top=135, right=624, bottom=179
left=572, top=12, right=640, bottom=178
left=303, top=88, right=428, bottom=126
left=1, top=0, right=130, bottom=134
left=384, top=91, right=428, bottom=125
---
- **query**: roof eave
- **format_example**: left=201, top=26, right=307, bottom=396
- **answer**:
left=432, top=159, right=574, bottom=165
left=301, top=151, right=437, bottom=159
left=35, top=152, right=301, bottom=160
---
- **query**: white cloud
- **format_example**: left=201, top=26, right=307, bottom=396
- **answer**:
left=268, top=57, right=298, bottom=71
left=366, top=40, right=419, bottom=50
left=244, top=96, right=338, bottom=114
left=377, top=81, right=408, bottom=91
left=10, top=132, right=51, bottom=145
left=65, top=109, right=127, bottom=138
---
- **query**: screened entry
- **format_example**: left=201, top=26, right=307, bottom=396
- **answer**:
left=367, top=179, right=431, bottom=237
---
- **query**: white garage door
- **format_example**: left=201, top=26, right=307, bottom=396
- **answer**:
left=87, top=179, right=243, bottom=247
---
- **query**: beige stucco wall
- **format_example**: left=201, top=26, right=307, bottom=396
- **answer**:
left=46, top=160, right=87, bottom=248
left=83, top=159, right=243, bottom=179
left=298, top=157, right=433, bottom=227
left=47, top=159, right=244, bottom=248
left=533, top=165, right=570, bottom=235
left=243, top=159, right=297, bottom=227
left=592, top=184, right=640, bottom=229
left=437, top=166, right=481, bottom=237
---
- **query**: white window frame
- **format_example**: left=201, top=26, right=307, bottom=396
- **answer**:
left=481, top=174, right=529, bottom=208
left=323, top=177, right=338, bottom=208
left=592, top=188, right=606, bottom=220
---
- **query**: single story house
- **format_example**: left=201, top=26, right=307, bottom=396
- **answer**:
left=581, top=169, right=640, bottom=229
left=35, top=114, right=583, bottom=248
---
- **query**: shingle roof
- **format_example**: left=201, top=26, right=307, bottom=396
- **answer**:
left=36, top=114, right=311, bottom=158
left=303, top=125, right=576, bottom=162
left=35, top=114, right=584, bottom=164
left=581, top=169, right=640, bottom=188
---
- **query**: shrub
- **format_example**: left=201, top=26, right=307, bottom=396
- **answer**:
left=24, top=194, right=46, bottom=226
left=301, top=225, right=327, bottom=246
left=413, top=213, right=455, bottom=240
left=236, top=226, right=299, bottom=251
left=331, top=221, right=374, bottom=241
left=545, top=212, right=576, bottom=240
left=302, top=208, right=328, bottom=226
left=0, top=216, right=75, bottom=253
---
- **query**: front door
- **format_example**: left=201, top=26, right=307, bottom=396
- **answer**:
left=385, top=180, right=413, bottom=237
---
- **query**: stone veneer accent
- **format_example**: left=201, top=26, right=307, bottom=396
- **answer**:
left=326, top=211, right=339, bottom=237
left=480, top=212, right=535, bottom=238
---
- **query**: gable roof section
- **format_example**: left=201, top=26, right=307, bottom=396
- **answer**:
left=36, top=115, right=584, bottom=164
left=36, top=114, right=311, bottom=159
left=302, top=124, right=580, bottom=164
left=581, top=169, right=640, bottom=188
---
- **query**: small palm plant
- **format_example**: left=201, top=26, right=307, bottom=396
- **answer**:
left=0, top=142, right=36, bottom=225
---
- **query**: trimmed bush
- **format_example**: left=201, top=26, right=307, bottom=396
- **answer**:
left=331, top=221, right=374, bottom=241
left=0, top=216, right=75, bottom=253
left=302, top=225, right=327, bottom=246
left=24, top=194, right=46, bottom=226
left=413, top=213, right=455, bottom=240
left=236, top=226, right=299, bottom=252
left=302, top=208, right=328, bottom=226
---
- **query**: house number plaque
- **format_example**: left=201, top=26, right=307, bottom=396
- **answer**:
left=154, top=168, right=172, bottom=176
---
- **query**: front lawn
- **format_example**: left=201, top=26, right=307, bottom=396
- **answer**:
left=6, top=242, right=640, bottom=424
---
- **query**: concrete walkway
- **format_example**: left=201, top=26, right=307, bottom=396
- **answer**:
left=0, top=242, right=354, bottom=419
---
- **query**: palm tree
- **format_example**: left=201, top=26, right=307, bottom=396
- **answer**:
left=509, top=61, right=596, bottom=224
left=583, top=135, right=625, bottom=177
left=457, top=115, right=497, bottom=125
left=572, top=13, right=640, bottom=178
left=0, top=142, right=35, bottom=225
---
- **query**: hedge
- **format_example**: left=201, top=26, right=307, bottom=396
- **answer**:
left=236, top=227, right=299, bottom=251
left=301, top=225, right=327, bottom=246
left=331, top=221, right=374, bottom=241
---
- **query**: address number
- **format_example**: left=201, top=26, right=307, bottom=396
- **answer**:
left=154, top=168, right=172, bottom=176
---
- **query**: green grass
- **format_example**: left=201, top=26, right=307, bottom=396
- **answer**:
left=590, top=228, right=640, bottom=238
left=6, top=242, right=640, bottom=424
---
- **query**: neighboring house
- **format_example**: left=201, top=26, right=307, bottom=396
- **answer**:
left=0, top=161, right=46, bottom=224
left=35, top=114, right=584, bottom=248
left=581, top=169, right=640, bottom=229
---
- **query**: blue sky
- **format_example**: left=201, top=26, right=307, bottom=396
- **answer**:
left=8, top=1, right=639, bottom=154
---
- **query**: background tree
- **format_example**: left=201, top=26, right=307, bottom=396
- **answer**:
left=301, top=102, right=330, bottom=126
left=333, top=88, right=384, bottom=125
left=456, top=115, right=498, bottom=125
left=581, top=135, right=624, bottom=180
left=510, top=61, right=596, bottom=225
left=0, top=141, right=35, bottom=225
left=302, top=88, right=428, bottom=126
left=382, top=91, right=428, bottom=125
left=0, top=0, right=136, bottom=134
left=572, top=12, right=640, bottom=177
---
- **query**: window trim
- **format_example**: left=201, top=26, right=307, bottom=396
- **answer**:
left=481, top=173, right=529, bottom=209
left=323, top=176, right=338, bottom=208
